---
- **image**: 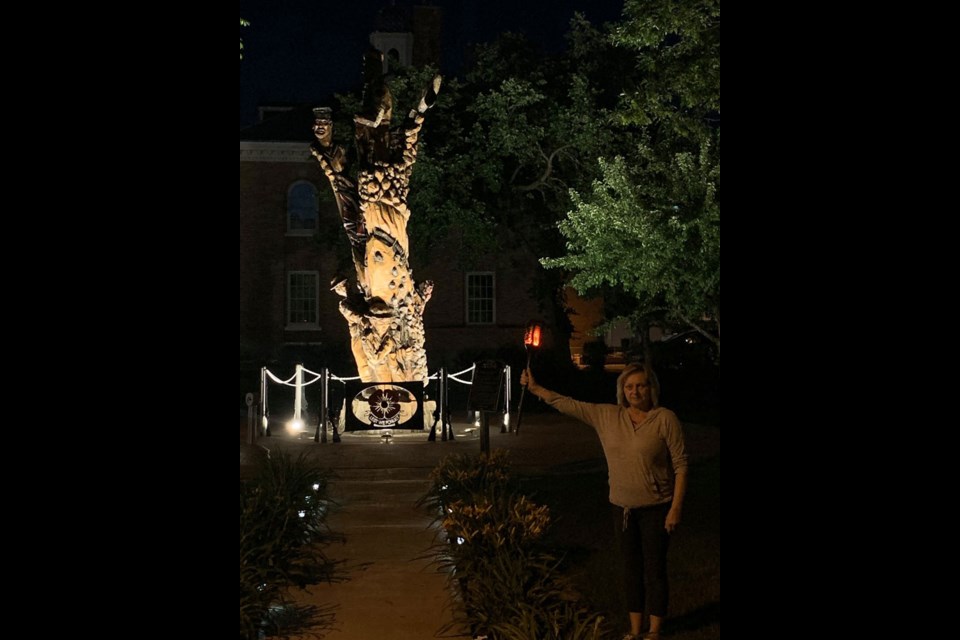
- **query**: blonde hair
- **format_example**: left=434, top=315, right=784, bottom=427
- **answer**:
left=616, top=363, right=660, bottom=408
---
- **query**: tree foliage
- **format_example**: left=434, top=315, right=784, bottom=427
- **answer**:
left=240, top=18, right=249, bottom=60
left=325, top=13, right=710, bottom=356
left=323, top=22, right=632, bottom=354
left=544, top=0, right=720, bottom=354
left=391, top=22, right=634, bottom=348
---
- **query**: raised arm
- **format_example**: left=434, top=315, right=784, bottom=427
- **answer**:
left=400, top=75, right=442, bottom=167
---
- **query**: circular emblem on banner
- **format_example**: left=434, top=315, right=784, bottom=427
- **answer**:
left=352, top=384, right=419, bottom=427
left=369, top=388, right=402, bottom=421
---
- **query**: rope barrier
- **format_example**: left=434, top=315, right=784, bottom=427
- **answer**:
left=270, top=364, right=477, bottom=387
left=299, top=371, right=323, bottom=386
left=265, top=370, right=298, bottom=385
left=450, top=364, right=476, bottom=377
left=258, top=361, right=511, bottom=444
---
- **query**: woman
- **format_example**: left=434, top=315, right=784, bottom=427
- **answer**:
left=520, top=363, right=688, bottom=640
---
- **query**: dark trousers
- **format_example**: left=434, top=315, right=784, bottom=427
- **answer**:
left=612, top=502, right=671, bottom=616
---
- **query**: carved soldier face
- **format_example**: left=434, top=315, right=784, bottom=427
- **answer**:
left=313, top=117, right=333, bottom=146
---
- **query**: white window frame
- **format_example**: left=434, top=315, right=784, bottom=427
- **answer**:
left=287, top=270, right=320, bottom=330
left=465, top=271, right=496, bottom=325
left=286, top=180, right=319, bottom=236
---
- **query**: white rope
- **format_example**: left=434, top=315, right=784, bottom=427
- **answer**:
left=271, top=365, right=458, bottom=385
left=300, top=371, right=322, bottom=386
left=264, top=367, right=320, bottom=387
left=450, top=364, right=476, bottom=377
left=265, top=369, right=298, bottom=385
left=319, top=370, right=441, bottom=383
left=447, top=374, right=473, bottom=385
left=330, top=369, right=436, bottom=385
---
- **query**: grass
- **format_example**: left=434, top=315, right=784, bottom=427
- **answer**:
left=517, top=456, right=720, bottom=639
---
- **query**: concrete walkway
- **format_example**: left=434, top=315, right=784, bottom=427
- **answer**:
left=244, top=412, right=720, bottom=639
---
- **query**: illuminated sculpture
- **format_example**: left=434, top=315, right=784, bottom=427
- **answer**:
left=312, top=50, right=440, bottom=383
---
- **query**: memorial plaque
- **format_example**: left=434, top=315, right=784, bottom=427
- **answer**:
left=344, top=381, right=425, bottom=431
left=468, top=360, right=504, bottom=413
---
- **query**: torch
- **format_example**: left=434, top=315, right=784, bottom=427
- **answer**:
left=515, top=320, right=542, bottom=435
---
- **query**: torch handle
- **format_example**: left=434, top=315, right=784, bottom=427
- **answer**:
left=515, top=350, right=533, bottom=435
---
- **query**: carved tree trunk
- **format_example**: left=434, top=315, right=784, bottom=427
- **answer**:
left=312, top=74, right=440, bottom=384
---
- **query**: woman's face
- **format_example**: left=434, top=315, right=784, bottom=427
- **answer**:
left=623, top=371, right=653, bottom=411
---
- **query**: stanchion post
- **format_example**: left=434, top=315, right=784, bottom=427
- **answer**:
left=439, top=368, right=447, bottom=441
left=501, top=365, right=510, bottom=433
left=261, top=367, right=271, bottom=437
left=445, top=369, right=455, bottom=440
left=428, top=369, right=439, bottom=442
left=317, top=368, right=327, bottom=443
left=331, top=372, right=340, bottom=443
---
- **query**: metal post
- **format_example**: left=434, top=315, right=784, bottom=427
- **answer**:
left=294, top=364, right=304, bottom=427
left=259, top=367, right=266, bottom=436
left=317, top=368, right=327, bottom=443
left=262, top=367, right=271, bottom=437
left=439, top=368, right=447, bottom=441
left=428, top=370, right=438, bottom=442
left=445, top=369, right=455, bottom=440
left=331, top=371, right=340, bottom=442
left=501, top=365, right=510, bottom=433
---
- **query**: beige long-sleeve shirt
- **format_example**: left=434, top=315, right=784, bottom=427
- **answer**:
left=546, top=396, right=688, bottom=508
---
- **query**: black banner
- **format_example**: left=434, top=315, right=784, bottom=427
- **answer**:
left=468, top=360, right=503, bottom=413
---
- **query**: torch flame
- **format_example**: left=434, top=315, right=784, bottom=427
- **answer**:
left=524, top=322, right=542, bottom=348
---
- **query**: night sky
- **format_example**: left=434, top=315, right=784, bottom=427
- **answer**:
left=239, top=0, right=626, bottom=127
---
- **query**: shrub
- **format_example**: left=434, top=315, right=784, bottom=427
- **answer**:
left=239, top=451, right=341, bottom=639
left=418, top=450, right=511, bottom=518
left=423, top=451, right=607, bottom=640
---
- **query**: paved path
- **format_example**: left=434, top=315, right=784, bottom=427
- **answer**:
left=244, top=412, right=719, bottom=639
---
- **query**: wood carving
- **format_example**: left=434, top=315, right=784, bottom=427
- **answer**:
left=312, top=51, right=440, bottom=384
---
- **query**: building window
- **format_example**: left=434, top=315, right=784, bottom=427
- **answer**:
left=466, top=272, right=495, bottom=324
left=288, top=271, right=319, bottom=328
left=287, top=181, right=318, bottom=235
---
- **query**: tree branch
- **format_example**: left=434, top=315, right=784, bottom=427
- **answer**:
left=516, top=144, right=573, bottom=192
left=678, top=311, right=720, bottom=348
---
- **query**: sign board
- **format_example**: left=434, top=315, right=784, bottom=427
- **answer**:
left=468, top=360, right=503, bottom=413
left=343, top=381, right=425, bottom=431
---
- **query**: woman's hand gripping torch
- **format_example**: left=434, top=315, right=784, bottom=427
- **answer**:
left=515, top=321, right=542, bottom=435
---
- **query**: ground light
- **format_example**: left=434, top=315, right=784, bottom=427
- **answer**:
left=286, top=419, right=304, bottom=435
